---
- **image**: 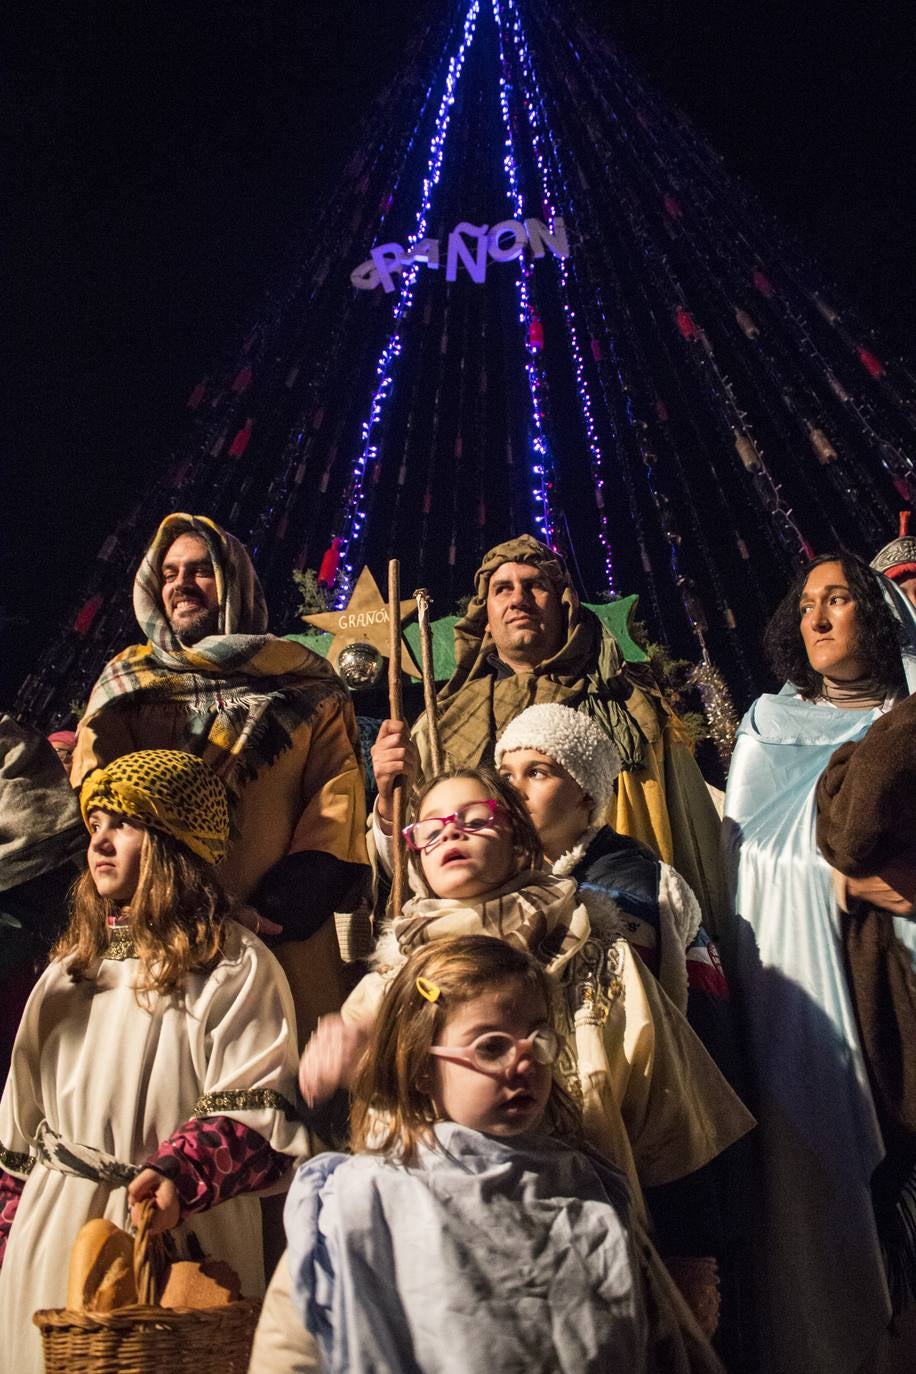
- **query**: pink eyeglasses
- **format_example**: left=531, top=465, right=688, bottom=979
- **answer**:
left=429, top=1025, right=560, bottom=1076
left=402, top=798, right=508, bottom=853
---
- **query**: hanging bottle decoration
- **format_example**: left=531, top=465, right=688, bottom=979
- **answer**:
left=734, top=432, right=763, bottom=472
left=675, top=307, right=699, bottom=342
left=186, top=379, right=207, bottom=410
left=228, top=419, right=254, bottom=458
left=813, top=295, right=839, bottom=325
left=735, top=308, right=759, bottom=339
left=231, top=365, right=253, bottom=394
left=209, top=427, right=228, bottom=458
left=527, top=316, right=545, bottom=351
left=752, top=269, right=775, bottom=298
left=857, top=346, right=885, bottom=380
left=74, top=595, right=103, bottom=636
left=825, top=371, right=850, bottom=403
left=317, top=538, right=342, bottom=588
left=809, top=427, right=838, bottom=464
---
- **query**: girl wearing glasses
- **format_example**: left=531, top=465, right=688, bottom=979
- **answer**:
left=283, top=934, right=651, bottom=1373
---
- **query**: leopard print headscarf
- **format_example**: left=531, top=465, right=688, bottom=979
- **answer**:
left=79, top=749, right=230, bottom=865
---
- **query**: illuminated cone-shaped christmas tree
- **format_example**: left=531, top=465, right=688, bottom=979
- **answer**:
left=17, top=0, right=916, bottom=729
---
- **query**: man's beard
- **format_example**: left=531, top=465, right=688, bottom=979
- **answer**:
left=168, top=604, right=221, bottom=645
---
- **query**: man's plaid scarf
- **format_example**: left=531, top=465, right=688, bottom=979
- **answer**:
left=74, top=514, right=350, bottom=795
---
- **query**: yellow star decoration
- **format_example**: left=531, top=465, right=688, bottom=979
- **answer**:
left=301, top=566, right=419, bottom=677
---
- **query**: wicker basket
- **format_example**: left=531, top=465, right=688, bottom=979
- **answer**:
left=33, top=1203, right=261, bottom=1374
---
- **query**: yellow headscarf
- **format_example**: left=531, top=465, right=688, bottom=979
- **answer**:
left=80, top=750, right=230, bottom=866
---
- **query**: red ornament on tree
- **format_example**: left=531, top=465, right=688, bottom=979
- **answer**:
left=74, top=595, right=103, bottom=636
left=663, top=193, right=682, bottom=220
left=752, top=269, right=775, bottom=298
left=675, top=307, right=699, bottom=341
left=231, top=366, right=253, bottom=394
left=186, top=380, right=207, bottom=410
left=857, top=346, right=885, bottom=379
left=528, top=317, right=545, bottom=351
left=317, top=538, right=342, bottom=588
left=228, top=419, right=254, bottom=458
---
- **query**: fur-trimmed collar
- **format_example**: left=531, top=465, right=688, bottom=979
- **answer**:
left=550, top=827, right=601, bottom=877
left=370, top=921, right=404, bottom=974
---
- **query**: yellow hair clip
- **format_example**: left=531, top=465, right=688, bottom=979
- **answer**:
left=416, top=976, right=441, bottom=1004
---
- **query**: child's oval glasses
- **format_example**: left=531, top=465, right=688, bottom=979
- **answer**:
left=402, top=798, right=508, bottom=853
left=429, top=1025, right=560, bottom=1077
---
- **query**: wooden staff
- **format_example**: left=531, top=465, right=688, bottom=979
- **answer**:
left=387, top=560, right=407, bottom=917
left=413, top=587, right=443, bottom=775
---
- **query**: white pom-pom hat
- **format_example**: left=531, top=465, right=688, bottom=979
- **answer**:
left=495, top=703, right=621, bottom=825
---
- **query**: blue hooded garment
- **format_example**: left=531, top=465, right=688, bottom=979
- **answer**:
left=721, top=580, right=916, bottom=1374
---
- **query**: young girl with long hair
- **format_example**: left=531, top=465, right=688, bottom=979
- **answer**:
left=285, top=934, right=649, bottom=1374
left=0, top=750, right=308, bottom=1374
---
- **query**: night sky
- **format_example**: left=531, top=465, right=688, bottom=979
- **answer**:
left=5, top=0, right=914, bottom=704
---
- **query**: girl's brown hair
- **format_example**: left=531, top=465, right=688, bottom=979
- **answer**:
left=53, top=826, right=234, bottom=995
left=349, top=934, right=580, bottom=1164
left=406, top=766, right=543, bottom=897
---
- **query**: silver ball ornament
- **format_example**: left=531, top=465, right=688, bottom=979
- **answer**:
left=337, top=641, right=383, bottom=690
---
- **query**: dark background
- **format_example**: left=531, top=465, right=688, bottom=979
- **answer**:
left=5, top=0, right=915, bottom=702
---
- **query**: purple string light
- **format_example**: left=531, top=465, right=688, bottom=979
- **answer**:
left=333, top=0, right=482, bottom=604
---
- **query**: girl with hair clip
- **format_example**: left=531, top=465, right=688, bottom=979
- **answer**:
left=292, top=765, right=751, bottom=1353
left=284, top=934, right=716, bottom=1374
left=0, top=750, right=308, bottom=1374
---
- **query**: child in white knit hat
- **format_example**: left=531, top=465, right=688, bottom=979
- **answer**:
left=494, top=704, right=731, bottom=1035
left=495, top=704, right=749, bottom=1360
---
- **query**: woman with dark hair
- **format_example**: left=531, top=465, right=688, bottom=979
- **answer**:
left=722, top=553, right=916, bottom=1374
left=763, top=551, right=906, bottom=704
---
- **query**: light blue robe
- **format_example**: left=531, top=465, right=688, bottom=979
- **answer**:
left=284, top=1123, right=646, bottom=1374
left=722, top=584, right=916, bottom=1374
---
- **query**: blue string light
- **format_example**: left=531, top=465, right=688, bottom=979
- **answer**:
left=333, top=0, right=482, bottom=605
left=491, top=1, right=557, bottom=548
left=495, top=0, right=616, bottom=593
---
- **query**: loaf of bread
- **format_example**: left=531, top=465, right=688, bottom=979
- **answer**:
left=66, top=1218, right=137, bottom=1312
left=159, top=1259, right=241, bottom=1309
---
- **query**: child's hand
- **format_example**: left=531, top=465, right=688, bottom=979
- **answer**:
left=371, top=720, right=419, bottom=826
left=299, top=1014, right=369, bottom=1106
left=128, top=1169, right=180, bottom=1234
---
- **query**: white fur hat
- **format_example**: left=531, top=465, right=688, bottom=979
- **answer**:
left=494, top=703, right=621, bottom=824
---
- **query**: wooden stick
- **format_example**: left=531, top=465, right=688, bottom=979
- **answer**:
left=413, top=587, right=443, bottom=775
left=387, top=560, right=406, bottom=917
